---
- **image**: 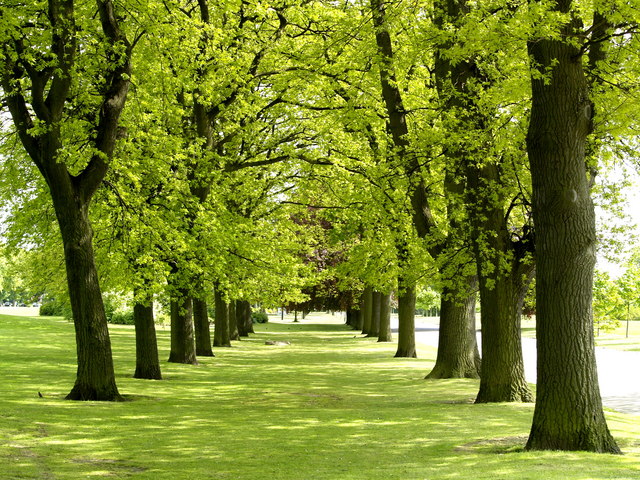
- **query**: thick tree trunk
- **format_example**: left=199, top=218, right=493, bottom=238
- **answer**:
left=193, top=298, right=214, bottom=356
left=468, top=163, right=534, bottom=403
left=168, top=293, right=197, bottom=364
left=426, top=280, right=480, bottom=379
left=229, top=300, right=239, bottom=341
left=378, top=292, right=392, bottom=342
left=524, top=6, right=619, bottom=452
left=368, top=291, right=381, bottom=337
left=59, top=201, right=122, bottom=400
left=361, top=286, right=373, bottom=335
left=213, top=288, right=231, bottom=347
left=133, top=299, right=162, bottom=380
left=474, top=265, right=533, bottom=402
left=237, top=300, right=254, bottom=335
left=395, top=282, right=417, bottom=358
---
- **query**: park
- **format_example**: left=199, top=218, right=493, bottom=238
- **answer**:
left=1, top=0, right=640, bottom=477
left=1, top=309, right=639, bottom=479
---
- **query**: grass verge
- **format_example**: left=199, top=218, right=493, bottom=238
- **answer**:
left=0, top=312, right=638, bottom=479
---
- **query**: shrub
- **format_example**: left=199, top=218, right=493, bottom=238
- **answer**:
left=39, top=299, right=71, bottom=318
left=109, top=310, right=134, bottom=325
left=251, top=311, right=269, bottom=324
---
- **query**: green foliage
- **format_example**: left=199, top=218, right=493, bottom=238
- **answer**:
left=251, top=311, right=269, bottom=324
left=593, top=271, right=624, bottom=333
left=108, top=310, right=135, bottom=326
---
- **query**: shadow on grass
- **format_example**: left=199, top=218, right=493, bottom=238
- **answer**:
left=0, top=313, right=638, bottom=480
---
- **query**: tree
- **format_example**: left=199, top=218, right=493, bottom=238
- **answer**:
left=0, top=0, right=134, bottom=400
left=524, top=0, right=620, bottom=452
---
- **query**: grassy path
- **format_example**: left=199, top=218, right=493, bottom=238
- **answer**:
left=0, top=313, right=638, bottom=479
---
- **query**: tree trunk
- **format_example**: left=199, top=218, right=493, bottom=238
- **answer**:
left=235, top=300, right=253, bottom=335
left=229, top=300, right=239, bottom=341
left=133, top=298, right=162, bottom=380
left=378, top=292, right=392, bottom=342
left=193, top=298, right=214, bottom=356
left=168, top=294, right=197, bottom=364
left=213, top=288, right=231, bottom=347
left=468, top=163, right=534, bottom=403
left=395, top=281, right=417, bottom=358
left=524, top=4, right=620, bottom=453
left=474, top=263, right=533, bottom=402
left=368, top=290, right=381, bottom=337
left=426, top=280, right=480, bottom=379
left=60, top=201, right=122, bottom=400
left=361, top=286, right=373, bottom=335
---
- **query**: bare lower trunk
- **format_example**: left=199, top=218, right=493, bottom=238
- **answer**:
left=60, top=203, right=122, bottom=401
left=368, top=290, right=381, bottom=337
left=426, top=280, right=480, bottom=379
left=525, top=12, right=619, bottom=452
left=213, top=288, right=231, bottom=347
left=168, top=294, right=197, bottom=364
left=395, top=282, right=416, bottom=358
left=475, top=270, right=532, bottom=402
left=133, top=299, right=162, bottom=380
left=378, top=292, right=392, bottom=342
left=361, top=286, right=373, bottom=335
left=236, top=300, right=253, bottom=336
left=193, top=298, right=214, bottom=356
left=229, top=300, right=239, bottom=341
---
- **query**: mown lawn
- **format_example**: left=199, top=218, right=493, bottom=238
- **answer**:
left=0, top=312, right=638, bottom=479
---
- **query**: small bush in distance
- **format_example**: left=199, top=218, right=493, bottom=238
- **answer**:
left=251, top=311, right=269, bottom=324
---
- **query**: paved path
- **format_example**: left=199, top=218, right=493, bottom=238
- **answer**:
left=392, top=316, right=640, bottom=415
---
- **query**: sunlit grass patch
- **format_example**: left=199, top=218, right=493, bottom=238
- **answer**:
left=0, top=312, right=638, bottom=479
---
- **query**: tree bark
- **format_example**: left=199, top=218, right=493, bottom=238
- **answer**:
left=229, top=300, right=239, bottom=341
left=368, top=290, right=381, bottom=337
left=193, top=298, right=214, bottom=356
left=168, top=293, right=197, bottom=364
left=61, top=200, right=122, bottom=400
left=133, top=299, right=162, bottom=380
left=378, top=292, right=392, bottom=342
left=235, top=300, right=254, bottom=335
left=361, top=286, right=374, bottom=335
left=468, top=164, right=534, bottom=403
left=524, top=1, right=619, bottom=453
left=395, top=281, right=417, bottom=358
left=474, top=256, right=533, bottom=402
left=426, top=280, right=480, bottom=379
left=213, top=287, right=231, bottom=347
left=0, top=0, right=131, bottom=401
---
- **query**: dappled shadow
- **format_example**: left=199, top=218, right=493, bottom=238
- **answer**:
left=0, top=314, right=638, bottom=479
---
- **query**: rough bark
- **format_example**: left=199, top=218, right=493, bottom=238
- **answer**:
left=229, top=300, right=239, bottom=341
left=524, top=1, right=620, bottom=453
left=61, top=202, right=122, bottom=400
left=395, top=281, right=417, bottom=358
left=368, top=291, right=382, bottom=337
left=168, top=294, right=197, bottom=364
left=213, top=288, right=231, bottom=347
left=378, top=292, right=393, bottom=342
left=133, top=299, right=162, bottom=380
left=469, top=165, right=534, bottom=403
left=235, top=300, right=253, bottom=336
left=426, top=280, right=480, bottom=379
left=0, top=0, right=131, bottom=401
left=193, top=298, right=214, bottom=356
left=361, top=286, right=374, bottom=335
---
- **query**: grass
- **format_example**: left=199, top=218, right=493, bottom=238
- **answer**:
left=0, top=312, right=638, bottom=479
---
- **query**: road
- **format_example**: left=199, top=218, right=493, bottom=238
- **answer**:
left=394, top=316, right=640, bottom=415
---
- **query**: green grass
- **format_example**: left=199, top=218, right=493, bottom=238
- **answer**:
left=0, top=313, right=638, bottom=479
